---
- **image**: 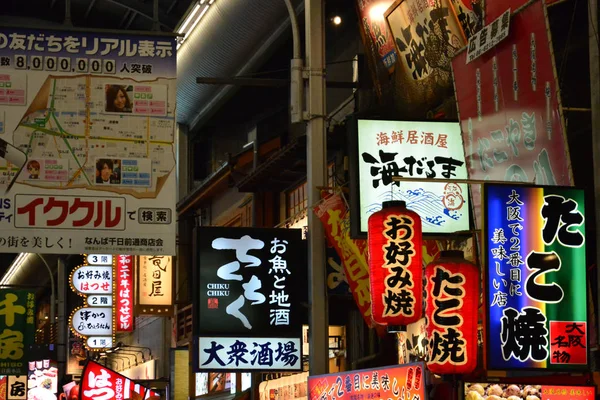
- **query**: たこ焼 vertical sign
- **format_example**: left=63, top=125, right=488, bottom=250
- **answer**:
left=194, top=227, right=305, bottom=372
left=484, top=184, right=587, bottom=370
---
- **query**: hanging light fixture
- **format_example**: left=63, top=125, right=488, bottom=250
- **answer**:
left=368, top=200, right=423, bottom=327
left=425, top=250, right=479, bottom=375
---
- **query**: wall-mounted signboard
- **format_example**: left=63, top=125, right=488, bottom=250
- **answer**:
left=350, top=118, right=470, bottom=237
left=484, top=184, right=587, bottom=370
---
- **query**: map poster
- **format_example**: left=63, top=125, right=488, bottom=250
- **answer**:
left=0, top=28, right=176, bottom=255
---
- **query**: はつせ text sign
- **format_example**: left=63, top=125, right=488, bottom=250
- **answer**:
left=484, top=184, right=587, bottom=370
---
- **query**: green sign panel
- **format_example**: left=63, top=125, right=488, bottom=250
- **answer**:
left=0, top=290, right=36, bottom=375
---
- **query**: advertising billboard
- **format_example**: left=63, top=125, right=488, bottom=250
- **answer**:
left=452, top=1, right=572, bottom=226
left=308, top=363, right=427, bottom=400
left=350, top=119, right=470, bottom=237
left=0, top=28, right=177, bottom=255
left=484, top=184, right=587, bottom=370
left=194, top=227, right=305, bottom=372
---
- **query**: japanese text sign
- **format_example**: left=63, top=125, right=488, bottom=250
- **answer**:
left=6, top=376, right=26, bottom=400
left=314, top=194, right=375, bottom=328
left=384, top=0, right=466, bottom=112
left=308, top=363, right=426, bottom=400
left=0, top=290, right=35, bottom=375
left=116, top=255, right=133, bottom=331
left=70, top=266, right=113, bottom=295
left=196, top=337, right=302, bottom=372
left=80, top=360, right=159, bottom=400
left=0, top=27, right=176, bottom=255
left=466, top=8, right=511, bottom=64
left=356, top=0, right=398, bottom=73
left=69, top=254, right=115, bottom=350
left=195, top=227, right=305, bottom=337
left=465, top=383, right=595, bottom=400
left=484, top=184, right=587, bottom=370
left=453, top=0, right=572, bottom=226
left=137, top=255, right=173, bottom=315
left=451, top=0, right=484, bottom=39
left=351, top=119, right=469, bottom=236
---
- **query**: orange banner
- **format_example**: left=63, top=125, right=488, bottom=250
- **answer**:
left=308, top=363, right=426, bottom=400
left=314, top=193, right=374, bottom=328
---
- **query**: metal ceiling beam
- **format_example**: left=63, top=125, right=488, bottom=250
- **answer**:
left=167, top=0, right=178, bottom=14
left=84, top=0, right=98, bottom=19
left=102, top=0, right=177, bottom=29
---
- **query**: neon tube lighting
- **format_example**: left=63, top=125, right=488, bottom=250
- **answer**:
left=178, top=3, right=201, bottom=34
left=185, top=5, right=210, bottom=41
left=0, top=253, right=29, bottom=286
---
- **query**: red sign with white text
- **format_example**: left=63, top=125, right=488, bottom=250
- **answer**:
left=116, top=255, right=134, bottom=332
left=308, top=363, right=426, bottom=400
left=452, top=0, right=571, bottom=226
left=80, top=360, right=158, bottom=400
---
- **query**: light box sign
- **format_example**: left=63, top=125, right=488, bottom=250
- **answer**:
left=6, top=376, right=26, bottom=400
left=484, top=184, right=587, bottom=370
left=137, top=255, right=173, bottom=315
left=116, top=255, right=134, bottom=331
left=195, top=227, right=305, bottom=337
left=351, top=119, right=469, bottom=237
left=80, top=360, right=159, bottom=400
left=0, top=290, right=35, bottom=375
left=70, top=266, right=113, bottom=295
left=196, top=337, right=302, bottom=372
left=465, top=383, right=595, bottom=399
left=308, top=363, right=426, bottom=400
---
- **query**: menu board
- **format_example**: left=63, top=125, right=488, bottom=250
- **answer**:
left=465, top=383, right=596, bottom=400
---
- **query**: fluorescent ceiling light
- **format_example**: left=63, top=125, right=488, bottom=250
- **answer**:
left=177, top=4, right=211, bottom=50
left=178, top=3, right=201, bottom=34
left=186, top=5, right=210, bottom=39
left=0, top=253, right=30, bottom=286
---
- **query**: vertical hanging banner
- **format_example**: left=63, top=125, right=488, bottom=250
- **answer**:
left=80, top=360, right=159, bottom=400
left=314, top=194, right=375, bottom=329
left=484, top=184, right=587, bottom=370
left=116, top=255, right=134, bottom=331
left=136, top=255, right=173, bottom=315
left=0, top=290, right=35, bottom=375
left=452, top=1, right=572, bottom=226
left=0, top=28, right=176, bottom=255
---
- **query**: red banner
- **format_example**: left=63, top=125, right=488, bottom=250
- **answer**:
left=314, top=194, right=375, bottom=328
left=0, top=376, right=5, bottom=400
left=80, top=360, right=158, bottom=400
left=116, top=255, right=133, bottom=332
left=452, top=0, right=571, bottom=225
left=308, top=363, right=426, bottom=400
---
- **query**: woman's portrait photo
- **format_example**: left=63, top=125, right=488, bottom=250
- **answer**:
left=105, top=84, right=133, bottom=113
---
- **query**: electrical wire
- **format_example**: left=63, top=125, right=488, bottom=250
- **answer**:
left=558, top=0, right=579, bottom=93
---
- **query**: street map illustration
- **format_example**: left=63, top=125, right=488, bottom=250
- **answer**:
left=11, top=74, right=175, bottom=198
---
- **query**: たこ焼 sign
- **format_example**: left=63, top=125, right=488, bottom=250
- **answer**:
left=194, top=227, right=305, bottom=371
left=350, top=119, right=469, bottom=237
left=484, top=184, right=587, bottom=370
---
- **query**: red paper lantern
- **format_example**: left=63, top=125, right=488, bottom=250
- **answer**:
left=368, top=200, right=423, bottom=326
left=425, top=250, right=479, bottom=375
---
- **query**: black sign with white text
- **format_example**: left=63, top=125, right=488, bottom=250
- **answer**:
left=195, top=227, right=305, bottom=337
